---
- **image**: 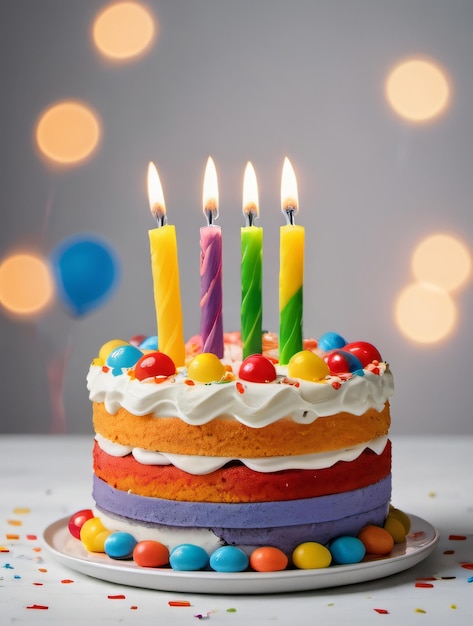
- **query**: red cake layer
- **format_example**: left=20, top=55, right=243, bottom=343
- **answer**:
left=93, top=439, right=391, bottom=504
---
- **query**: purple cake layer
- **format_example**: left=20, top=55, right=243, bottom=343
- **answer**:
left=93, top=474, right=391, bottom=528
left=96, top=502, right=390, bottom=556
left=213, top=502, right=389, bottom=552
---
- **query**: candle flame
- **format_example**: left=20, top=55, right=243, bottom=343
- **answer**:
left=202, top=156, right=219, bottom=224
left=242, top=161, right=259, bottom=225
left=281, top=157, right=299, bottom=223
left=147, top=161, right=166, bottom=225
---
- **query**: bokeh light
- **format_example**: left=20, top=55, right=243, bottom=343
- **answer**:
left=92, top=1, right=156, bottom=61
left=412, top=233, right=471, bottom=292
left=385, top=58, right=450, bottom=122
left=35, top=100, right=101, bottom=165
left=0, top=253, right=54, bottom=317
left=395, top=282, right=457, bottom=344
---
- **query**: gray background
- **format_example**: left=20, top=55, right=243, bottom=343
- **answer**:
left=1, top=0, right=472, bottom=435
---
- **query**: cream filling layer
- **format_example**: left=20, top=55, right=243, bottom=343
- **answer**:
left=95, top=433, right=388, bottom=475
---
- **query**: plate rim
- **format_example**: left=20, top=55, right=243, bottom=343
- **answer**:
left=43, top=513, right=439, bottom=594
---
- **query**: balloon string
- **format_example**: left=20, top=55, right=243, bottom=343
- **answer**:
left=41, top=187, right=55, bottom=243
left=47, top=334, right=73, bottom=433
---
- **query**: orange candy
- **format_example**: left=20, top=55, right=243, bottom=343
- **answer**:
left=358, top=525, right=394, bottom=555
left=133, top=540, right=169, bottom=568
left=249, top=546, right=288, bottom=572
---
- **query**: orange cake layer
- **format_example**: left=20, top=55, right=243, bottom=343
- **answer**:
left=92, top=401, right=391, bottom=457
left=93, top=439, right=392, bottom=503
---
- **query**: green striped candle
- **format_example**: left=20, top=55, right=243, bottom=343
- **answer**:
left=241, top=162, right=263, bottom=358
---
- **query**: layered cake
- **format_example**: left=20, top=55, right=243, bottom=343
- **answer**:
left=87, top=330, right=394, bottom=557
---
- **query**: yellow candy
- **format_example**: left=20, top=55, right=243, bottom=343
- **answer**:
left=96, top=339, right=129, bottom=365
left=287, top=350, right=330, bottom=382
left=80, top=517, right=111, bottom=552
left=384, top=516, right=407, bottom=543
left=292, top=542, right=332, bottom=569
left=187, top=353, right=226, bottom=383
left=388, top=506, right=411, bottom=534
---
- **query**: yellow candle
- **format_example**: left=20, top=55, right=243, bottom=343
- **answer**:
left=279, top=157, right=304, bottom=364
left=147, top=162, right=185, bottom=366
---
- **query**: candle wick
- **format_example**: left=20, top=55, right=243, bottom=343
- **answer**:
left=152, top=203, right=167, bottom=227
left=285, top=207, right=296, bottom=226
left=205, top=207, right=218, bottom=226
left=246, top=210, right=256, bottom=227
left=243, top=203, right=258, bottom=227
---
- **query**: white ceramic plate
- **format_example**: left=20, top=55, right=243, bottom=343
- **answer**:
left=43, top=514, right=439, bottom=595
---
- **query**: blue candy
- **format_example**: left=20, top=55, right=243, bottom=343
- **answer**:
left=209, top=546, right=249, bottom=572
left=104, top=532, right=137, bottom=560
left=329, top=536, right=366, bottom=565
left=169, top=544, right=209, bottom=571
left=318, top=332, right=347, bottom=352
left=106, top=345, right=143, bottom=376
left=139, top=335, right=158, bottom=350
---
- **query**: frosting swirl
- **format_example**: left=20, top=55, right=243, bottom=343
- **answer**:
left=87, top=361, right=393, bottom=427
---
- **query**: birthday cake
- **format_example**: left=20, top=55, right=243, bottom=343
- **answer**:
left=86, top=329, right=394, bottom=560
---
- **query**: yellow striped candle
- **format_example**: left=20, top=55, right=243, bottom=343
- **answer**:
left=241, top=162, right=263, bottom=358
left=147, top=162, right=185, bottom=367
left=279, top=157, right=304, bottom=364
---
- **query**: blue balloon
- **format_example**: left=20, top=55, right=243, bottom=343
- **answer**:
left=51, top=234, right=120, bottom=317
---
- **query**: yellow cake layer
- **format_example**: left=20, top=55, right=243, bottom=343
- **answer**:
left=93, top=401, right=391, bottom=457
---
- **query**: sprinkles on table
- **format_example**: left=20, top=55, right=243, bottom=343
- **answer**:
left=1, top=505, right=473, bottom=618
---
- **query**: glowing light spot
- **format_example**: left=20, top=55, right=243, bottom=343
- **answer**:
left=35, top=100, right=101, bottom=165
left=412, top=233, right=471, bottom=292
left=395, top=282, right=456, bottom=344
left=92, top=2, right=156, bottom=61
left=386, top=58, right=450, bottom=122
left=0, top=253, right=54, bottom=317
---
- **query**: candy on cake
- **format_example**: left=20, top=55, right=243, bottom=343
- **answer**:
left=82, top=330, right=395, bottom=562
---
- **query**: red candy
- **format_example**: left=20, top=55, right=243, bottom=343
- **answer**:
left=343, top=341, right=382, bottom=367
left=324, top=350, right=363, bottom=375
left=129, top=334, right=147, bottom=347
left=68, top=509, right=94, bottom=540
left=239, top=354, right=277, bottom=383
left=133, top=540, right=169, bottom=568
left=134, top=352, right=176, bottom=381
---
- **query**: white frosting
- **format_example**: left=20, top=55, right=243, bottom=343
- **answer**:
left=95, top=432, right=388, bottom=474
left=93, top=508, right=225, bottom=554
left=87, top=361, right=394, bottom=428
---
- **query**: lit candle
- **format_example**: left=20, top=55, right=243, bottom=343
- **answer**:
left=279, top=157, right=304, bottom=365
left=200, top=156, right=224, bottom=357
left=241, top=161, right=263, bottom=358
left=147, top=162, right=185, bottom=366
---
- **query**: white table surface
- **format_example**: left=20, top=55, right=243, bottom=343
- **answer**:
left=1, top=435, right=472, bottom=625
